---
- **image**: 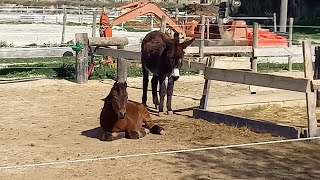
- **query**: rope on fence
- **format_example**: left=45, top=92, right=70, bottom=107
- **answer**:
left=0, top=136, right=319, bottom=171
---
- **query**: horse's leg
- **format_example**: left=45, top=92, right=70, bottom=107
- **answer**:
left=127, top=129, right=147, bottom=139
left=140, top=104, right=165, bottom=135
left=166, top=76, right=175, bottom=115
left=158, top=75, right=167, bottom=116
left=151, top=75, right=159, bottom=109
left=101, top=131, right=126, bottom=141
left=142, top=66, right=149, bottom=106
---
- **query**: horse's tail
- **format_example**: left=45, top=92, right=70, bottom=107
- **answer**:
left=140, top=105, right=165, bottom=135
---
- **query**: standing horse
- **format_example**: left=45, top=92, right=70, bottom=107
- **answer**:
left=100, top=81, right=165, bottom=141
left=141, top=30, right=195, bottom=116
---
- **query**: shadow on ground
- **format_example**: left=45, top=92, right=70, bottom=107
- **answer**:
left=156, top=141, right=320, bottom=180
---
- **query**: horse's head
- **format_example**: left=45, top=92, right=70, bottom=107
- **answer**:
left=166, top=33, right=195, bottom=81
left=110, top=81, right=128, bottom=119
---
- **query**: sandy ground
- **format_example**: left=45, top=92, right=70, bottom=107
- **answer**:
left=0, top=75, right=320, bottom=179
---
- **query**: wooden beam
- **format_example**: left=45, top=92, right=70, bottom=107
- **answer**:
left=75, top=33, right=89, bottom=84
left=206, top=91, right=305, bottom=108
left=302, top=40, right=317, bottom=138
left=254, top=47, right=295, bottom=57
left=186, top=46, right=253, bottom=54
left=116, top=45, right=127, bottom=83
left=88, top=37, right=128, bottom=46
left=193, top=108, right=301, bottom=139
left=0, top=47, right=73, bottom=58
left=204, top=67, right=310, bottom=93
left=95, top=47, right=140, bottom=60
left=200, top=57, right=215, bottom=110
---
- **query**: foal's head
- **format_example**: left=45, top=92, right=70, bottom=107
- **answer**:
left=110, top=82, right=128, bottom=119
left=166, top=33, right=195, bottom=81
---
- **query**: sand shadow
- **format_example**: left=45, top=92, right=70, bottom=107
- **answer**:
left=81, top=127, right=103, bottom=140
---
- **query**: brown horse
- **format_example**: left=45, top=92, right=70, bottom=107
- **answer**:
left=141, top=30, right=195, bottom=116
left=100, top=81, right=165, bottom=141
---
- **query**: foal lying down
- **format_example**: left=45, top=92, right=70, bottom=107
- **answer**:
left=100, top=81, right=165, bottom=141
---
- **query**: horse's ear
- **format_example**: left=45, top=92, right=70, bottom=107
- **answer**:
left=113, top=81, right=117, bottom=87
left=180, top=37, right=195, bottom=49
left=124, top=81, right=127, bottom=88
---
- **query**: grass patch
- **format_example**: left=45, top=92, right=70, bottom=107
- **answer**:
left=0, top=41, right=14, bottom=48
left=258, top=62, right=304, bottom=72
left=0, top=57, right=74, bottom=64
left=0, top=20, right=33, bottom=25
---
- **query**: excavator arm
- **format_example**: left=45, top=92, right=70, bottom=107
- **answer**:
left=111, top=2, right=183, bottom=33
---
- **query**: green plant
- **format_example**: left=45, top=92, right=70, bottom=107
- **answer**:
left=0, top=41, right=14, bottom=48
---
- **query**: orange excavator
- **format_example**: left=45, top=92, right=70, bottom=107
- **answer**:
left=99, top=0, right=288, bottom=64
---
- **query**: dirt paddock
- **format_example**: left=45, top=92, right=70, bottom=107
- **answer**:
left=1, top=74, right=320, bottom=180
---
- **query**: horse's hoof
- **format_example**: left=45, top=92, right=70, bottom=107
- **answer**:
left=160, top=130, right=166, bottom=135
left=155, top=104, right=159, bottom=110
left=167, top=110, right=173, bottom=115
left=144, top=129, right=150, bottom=134
left=158, top=112, right=164, bottom=117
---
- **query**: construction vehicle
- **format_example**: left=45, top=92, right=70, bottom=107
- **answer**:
left=99, top=0, right=288, bottom=57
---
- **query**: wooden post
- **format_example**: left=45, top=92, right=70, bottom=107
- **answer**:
left=117, top=45, right=127, bottom=83
left=160, top=15, right=166, bottom=33
left=280, top=0, right=288, bottom=32
left=199, top=15, right=205, bottom=59
left=61, top=9, right=67, bottom=45
left=251, top=22, right=258, bottom=73
left=175, top=8, right=179, bottom=22
left=92, top=12, right=97, bottom=37
left=273, top=13, right=277, bottom=32
left=199, top=15, right=206, bottom=75
left=288, top=17, right=294, bottom=71
left=75, top=33, right=89, bottom=84
left=314, top=46, right=320, bottom=107
left=200, top=56, right=215, bottom=110
left=302, top=40, right=317, bottom=138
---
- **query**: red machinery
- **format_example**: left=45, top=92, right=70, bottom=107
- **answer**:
left=99, top=0, right=288, bottom=62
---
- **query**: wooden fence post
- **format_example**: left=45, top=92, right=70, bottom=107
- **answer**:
left=314, top=46, right=320, bottom=107
left=199, top=15, right=205, bottom=58
left=273, top=13, right=277, bottom=32
left=251, top=22, right=258, bottom=73
left=117, top=45, right=127, bottom=83
left=75, top=33, right=89, bottom=84
left=288, top=17, right=294, bottom=71
left=302, top=40, right=317, bottom=137
left=175, top=8, right=179, bottom=22
left=160, top=15, right=166, bottom=33
left=200, top=57, right=215, bottom=110
left=92, top=11, right=97, bottom=37
left=199, top=15, right=206, bottom=75
left=61, top=9, right=67, bottom=45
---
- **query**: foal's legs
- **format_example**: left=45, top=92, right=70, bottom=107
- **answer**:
left=166, top=76, right=175, bottom=115
left=151, top=75, right=159, bottom=108
left=158, top=75, right=167, bottom=116
left=127, top=128, right=149, bottom=139
left=101, top=131, right=126, bottom=141
left=142, top=66, right=149, bottom=106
